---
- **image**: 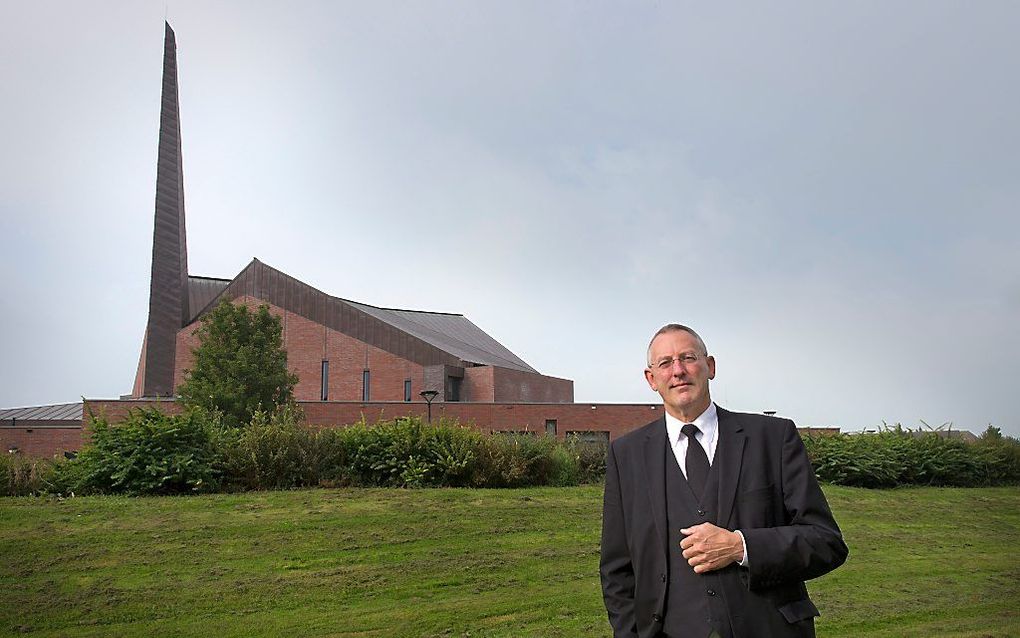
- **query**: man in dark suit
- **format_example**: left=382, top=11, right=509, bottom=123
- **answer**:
left=600, top=324, right=848, bottom=638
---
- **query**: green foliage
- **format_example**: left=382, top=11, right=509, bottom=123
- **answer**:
left=565, top=435, right=609, bottom=485
left=472, top=433, right=562, bottom=487
left=337, top=417, right=484, bottom=488
left=177, top=301, right=298, bottom=427
left=211, top=414, right=610, bottom=490
left=218, top=404, right=318, bottom=491
left=0, top=453, right=61, bottom=496
left=974, top=426, right=1020, bottom=485
left=65, top=408, right=222, bottom=495
left=803, top=425, right=1020, bottom=488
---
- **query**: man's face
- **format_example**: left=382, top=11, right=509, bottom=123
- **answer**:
left=644, top=329, right=716, bottom=420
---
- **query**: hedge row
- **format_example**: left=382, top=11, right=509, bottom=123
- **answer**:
left=5, top=411, right=1017, bottom=496
left=802, top=427, right=1020, bottom=488
left=3, top=407, right=607, bottom=496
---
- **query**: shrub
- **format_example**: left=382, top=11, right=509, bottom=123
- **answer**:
left=973, top=426, right=1020, bottom=485
left=565, top=436, right=609, bottom=485
left=336, top=417, right=485, bottom=488
left=67, top=407, right=222, bottom=495
left=803, top=425, right=1020, bottom=488
left=219, top=404, right=318, bottom=491
left=0, top=453, right=61, bottom=496
left=471, top=433, right=563, bottom=488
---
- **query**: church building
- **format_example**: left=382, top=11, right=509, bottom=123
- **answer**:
left=132, top=23, right=573, bottom=407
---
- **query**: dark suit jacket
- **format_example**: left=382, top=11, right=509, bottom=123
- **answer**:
left=600, top=405, right=848, bottom=638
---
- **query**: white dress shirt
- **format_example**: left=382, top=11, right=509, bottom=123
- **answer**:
left=665, top=402, right=719, bottom=475
left=664, top=402, right=748, bottom=567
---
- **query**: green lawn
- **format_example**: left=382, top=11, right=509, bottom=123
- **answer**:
left=1, top=486, right=1017, bottom=637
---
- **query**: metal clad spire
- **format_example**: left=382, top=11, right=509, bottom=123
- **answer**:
left=139, top=22, right=189, bottom=397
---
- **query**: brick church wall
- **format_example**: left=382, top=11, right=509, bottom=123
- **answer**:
left=173, top=297, right=425, bottom=403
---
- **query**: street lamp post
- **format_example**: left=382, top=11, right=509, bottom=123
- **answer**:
left=419, top=389, right=439, bottom=424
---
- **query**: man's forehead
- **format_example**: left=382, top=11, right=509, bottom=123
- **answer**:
left=649, top=330, right=703, bottom=355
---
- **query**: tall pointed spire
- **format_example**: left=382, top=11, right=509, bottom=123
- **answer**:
left=137, top=22, right=190, bottom=397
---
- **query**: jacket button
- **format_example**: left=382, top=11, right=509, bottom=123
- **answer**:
left=698, top=509, right=706, bottom=517
left=707, top=589, right=716, bottom=596
left=652, top=613, right=663, bottom=623
left=660, top=573, right=667, bottom=582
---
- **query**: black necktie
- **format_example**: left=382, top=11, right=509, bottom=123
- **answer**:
left=681, top=423, right=710, bottom=498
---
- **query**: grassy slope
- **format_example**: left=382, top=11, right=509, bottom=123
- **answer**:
left=1, top=486, right=1017, bottom=637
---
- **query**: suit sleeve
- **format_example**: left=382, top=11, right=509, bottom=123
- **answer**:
left=741, top=420, right=849, bottom=590
left=600, top=442, right=640, bottom=637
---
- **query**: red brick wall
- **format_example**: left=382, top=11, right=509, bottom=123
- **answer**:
left=463, top=366, right=495, bottom=402
left=491, top=367, right=573, bottom=403
left=172, top=298, right=425, bottom=403
left=0, top=426, right=82, bottom=458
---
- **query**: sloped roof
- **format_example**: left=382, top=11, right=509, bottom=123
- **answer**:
left=0, top=403, right=83, bottom=423
left=346, top=302, right=537, bottom=372
left=191, top=259, right=539, bottom=373
left=187, top=275, right=230, bottom=322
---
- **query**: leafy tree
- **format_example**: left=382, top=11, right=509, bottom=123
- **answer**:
left=178, top=300, right=298, bottom=427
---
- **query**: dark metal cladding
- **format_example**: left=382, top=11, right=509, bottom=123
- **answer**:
left=187, top=276, right=230, bottom=321
left=187, top=260, right=466, bottom=369
left=140, top=22, right=189, bottom=397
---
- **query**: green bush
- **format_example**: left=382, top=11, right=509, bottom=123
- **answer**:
left=973, top=426, right=1020, bottom=485
left=0, top=453, right=61, bottom=496
left=565, top=436, right=609, bottom=485
left=219, top=405, right=318, bottom=491
left=470, top=433, right=564, bottom=488
left=66, top=407, right=222, bottom=495
left=803, top=426, right=1020, bottom=488
left=335, top=417, right=484, bottom=488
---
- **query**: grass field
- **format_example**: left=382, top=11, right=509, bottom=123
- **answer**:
left=1, top=485, right=1017, bottom=637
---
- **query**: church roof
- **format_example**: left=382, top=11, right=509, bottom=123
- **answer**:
left=189, top=259, right=537, bottom=373
left=346, top=301, right=536, bottom=372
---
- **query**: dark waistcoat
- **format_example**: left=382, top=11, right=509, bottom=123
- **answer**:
left=663, top=446, right=735, bottom=638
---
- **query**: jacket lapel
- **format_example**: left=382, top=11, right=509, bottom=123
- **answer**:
left=641, top=416, right=669, bottom=556
left=715, top=405, right=746, bottom=528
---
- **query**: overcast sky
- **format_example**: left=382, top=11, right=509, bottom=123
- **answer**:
left=2, top=1, right=1017, bottom=436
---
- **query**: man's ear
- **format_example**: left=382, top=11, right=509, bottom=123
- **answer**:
left=707, top=355, right=716, bottom=381
left=644, top=368, right=657, bottom=390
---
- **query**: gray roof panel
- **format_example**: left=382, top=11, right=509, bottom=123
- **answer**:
left=347, top=302, right=537, bottom=373
left=0, top=403, right=84, bottom=422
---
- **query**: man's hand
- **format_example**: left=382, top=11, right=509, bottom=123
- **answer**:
left=679, top=523, right=744, bottom=574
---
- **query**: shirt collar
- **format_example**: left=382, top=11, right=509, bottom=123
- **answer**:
left=664, top=402, right=718, bottom=443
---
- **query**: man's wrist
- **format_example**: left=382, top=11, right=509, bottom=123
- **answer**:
left=734, top=529, right=748, bottom=567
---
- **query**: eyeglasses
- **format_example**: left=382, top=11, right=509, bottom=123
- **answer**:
left=649, top=353, right=702, bottom=371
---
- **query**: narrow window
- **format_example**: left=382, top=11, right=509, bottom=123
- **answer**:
left=362, top=369, right=371, bottom=402
left=545, top=419, right=557, bottom=436
left=446, top=375, right=462, bottom=402
left=321, top=360, right=329, bottom=401
left=404, top=379, right=412, bottom=402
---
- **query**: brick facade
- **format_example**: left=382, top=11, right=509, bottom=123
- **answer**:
left=0, top=426, right=83, bottom=458
left=171, top=297, right=569, bottom=405
left=172, top=298, right=428, bottom=403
